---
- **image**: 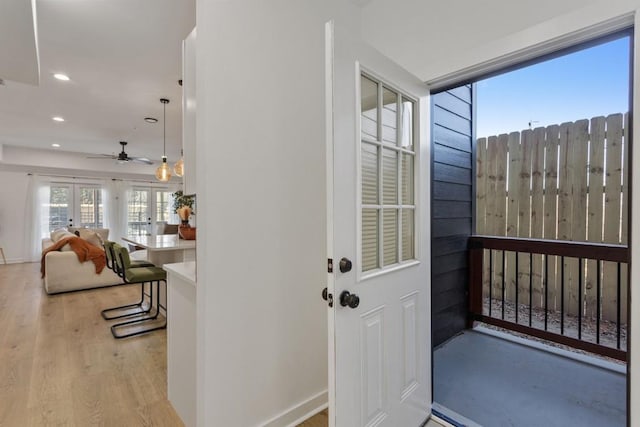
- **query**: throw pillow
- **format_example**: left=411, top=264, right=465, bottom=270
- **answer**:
left=77, top=229, right=104, bottom=248
left=93, top=228, right=110, bottom=241
left=70, top=227, right=109, bottom=241
left=50, top=228, right=75, bottom=242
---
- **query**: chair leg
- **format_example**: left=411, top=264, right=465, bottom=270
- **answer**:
left=0, top=248, right=6, bottom=265
left=101, top=282, right=152, bottom=320
left=110, top=280, right=167, bottom=339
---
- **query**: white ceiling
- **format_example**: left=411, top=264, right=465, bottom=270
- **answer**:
left=0, top=0, right=196, bottom=164
left=361, top=0, right=601, bottom=82
left=0, top=0, right=615, bottom=170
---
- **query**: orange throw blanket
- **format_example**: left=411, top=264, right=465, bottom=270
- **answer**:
left=41, top=236, right=107, bottom=278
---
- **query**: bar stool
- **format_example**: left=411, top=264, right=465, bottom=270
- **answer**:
left=0, top=247, right=5, bottom=264
left=109, top=245, right=167, bottom=339
left=101, top=241, right=155, bottom=321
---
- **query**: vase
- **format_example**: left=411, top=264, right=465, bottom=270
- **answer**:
left=177, top=206, right=192, bottom=223
left=179, top=224, right=196, bottom=240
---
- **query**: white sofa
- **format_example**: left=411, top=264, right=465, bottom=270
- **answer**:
left=41, top=228, right=123, bottom=294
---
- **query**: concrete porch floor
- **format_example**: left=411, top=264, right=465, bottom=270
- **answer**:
left=433, top=327, right=626, bottom=427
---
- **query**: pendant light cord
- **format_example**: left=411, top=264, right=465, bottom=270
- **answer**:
left=155, top=98, right=171, bottom=182
left=160, top=98, right=169, bottom=160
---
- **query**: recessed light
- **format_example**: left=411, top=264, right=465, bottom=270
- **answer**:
left=144, top=117, right=158, bottom=123
left=53, top=73, right=70, bottom=81
left=52, top=143, right=60, bottom=148
left=52, top=116, right=65, bottom=122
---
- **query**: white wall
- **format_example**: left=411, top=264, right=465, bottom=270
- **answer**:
left=194, top=1, right=362, bottom=425
left=0, top=171, right=28, bottom=262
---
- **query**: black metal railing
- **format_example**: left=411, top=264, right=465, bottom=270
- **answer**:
left=468, top=235, right=629, bottom=361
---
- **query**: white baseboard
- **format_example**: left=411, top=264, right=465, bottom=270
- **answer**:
left=0, top=258, right=25, bottom=265
left=260, top=390, right=328, bottom=427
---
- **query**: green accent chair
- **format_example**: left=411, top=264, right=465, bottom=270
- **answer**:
left=108, top=245, right=167, bottom=339
left=101, top=241, right=155, bottom=321
left=104, top=240, right=154, bottom=270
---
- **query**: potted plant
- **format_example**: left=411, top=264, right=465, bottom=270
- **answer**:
left=172, top=190, right=196, bottom=239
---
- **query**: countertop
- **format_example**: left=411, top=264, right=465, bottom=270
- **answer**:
left=122, top=234, right=196, bottom=251
left=163, top=261, right=196, bottom=285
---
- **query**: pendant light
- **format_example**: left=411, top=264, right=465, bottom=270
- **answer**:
left=173, top=148, right=184, bottom=177
left=155, top=98, right=171, bottom=182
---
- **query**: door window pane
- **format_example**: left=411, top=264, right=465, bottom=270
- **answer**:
left=362, top=209, right=379, bottom=272
left=78, top=187, right=103, bottom=228
left=402, top=153, right=414, bottom=204
left=128, top=189, right=150, bottom=236
left=382, top=148, right=398, bottom=205
left=156, top=191, right=171, bottom=223
left=383, top=209, right=398, bottom=266
left=402, top=209, right=414, bottom=261
left=49, top=186, right=71, bottom=231
left=382, top=88, right=397, bottom=145
left=362, top=143, right=378, bottom=205
left=361, top=76, right=378, bottom=139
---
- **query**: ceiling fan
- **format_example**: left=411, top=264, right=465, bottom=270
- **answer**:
left=87, top=141, right=153, bottom=165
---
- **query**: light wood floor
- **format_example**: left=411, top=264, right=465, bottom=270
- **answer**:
left=298, top=409, right=328, bottom=426
left=0, top=262, right=183, bottom=426
left=2, top=263, right=445, bottom=427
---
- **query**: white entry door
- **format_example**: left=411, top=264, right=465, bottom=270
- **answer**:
left=325, top=21, right=432, bottom=427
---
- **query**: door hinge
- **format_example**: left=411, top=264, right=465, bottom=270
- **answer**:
left=327, top=258, right=333, bottom=273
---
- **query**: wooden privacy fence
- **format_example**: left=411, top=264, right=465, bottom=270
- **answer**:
left=476, top=113, right=629, bottom=323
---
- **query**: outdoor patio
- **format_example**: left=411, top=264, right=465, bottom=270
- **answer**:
left=433, top=327, right=626, bottom=427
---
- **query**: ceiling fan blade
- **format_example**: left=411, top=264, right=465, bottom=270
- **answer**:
left=86, top=154, right=116, bottom=159
left=130, top=157, right=154, bottom=165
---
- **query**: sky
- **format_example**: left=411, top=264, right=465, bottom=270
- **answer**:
left=476, top=35, right=630, bottom=138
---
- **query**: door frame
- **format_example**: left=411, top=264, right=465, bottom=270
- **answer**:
left=425, top=13, right=636, bottom=426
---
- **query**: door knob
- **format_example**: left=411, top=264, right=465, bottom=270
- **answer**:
left=322, top=287, right=333, bottom=307
left=339, top=291, right=360, bottom=309
left=339, top=257, right=352, bottom=273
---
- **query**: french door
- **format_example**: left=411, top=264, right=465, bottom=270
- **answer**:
left=127, top=187, right=173, bottom=236
left=49, top=183, right=103, bottom=231
left=325, top=21, right=431, bottom=426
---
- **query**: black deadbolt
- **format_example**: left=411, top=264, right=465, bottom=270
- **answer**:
left=339, top=291, right=360, bottom=309
left=322, top=287, right=333, bottom=307
left=339, top=257, right=352, bottom=273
